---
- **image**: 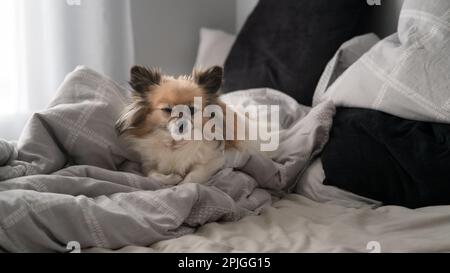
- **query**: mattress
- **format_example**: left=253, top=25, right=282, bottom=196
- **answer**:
left=87, top=160, right=450, bottom=253
left=144, top=0, right=450, bottom=253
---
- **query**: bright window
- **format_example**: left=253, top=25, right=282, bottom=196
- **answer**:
left=0, top=1, right=19, bottom=115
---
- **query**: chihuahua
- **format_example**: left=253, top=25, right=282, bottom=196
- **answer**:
left=115, top=66, right=237, bottom=185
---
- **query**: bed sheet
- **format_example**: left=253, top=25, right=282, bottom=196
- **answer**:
left=88, top=161, right=450, bottom=253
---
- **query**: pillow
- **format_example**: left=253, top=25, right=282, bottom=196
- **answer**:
left=222, top=0, right=370, bottom=106
left=313, top=33, right=380, bottom=106
left=194, top=28, right=236, bottom=69
left=320, top=0, right=450, bottom=208
left=322, top=107, right=450, bottom=208
left=324, top=0, right=450, bottom=123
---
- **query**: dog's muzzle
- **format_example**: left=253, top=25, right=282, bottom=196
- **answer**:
left=168, top=118, right=192, bottom=140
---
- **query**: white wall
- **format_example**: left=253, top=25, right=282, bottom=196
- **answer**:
left=130, top=0, right=236, bottom=76
left=236, top=0, right=258, bottom=33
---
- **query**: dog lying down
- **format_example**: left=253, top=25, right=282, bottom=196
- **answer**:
left=116, top=65, right=279, bottom=185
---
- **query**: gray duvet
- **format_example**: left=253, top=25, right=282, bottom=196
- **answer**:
left=0, top=67, right=334, bottom=252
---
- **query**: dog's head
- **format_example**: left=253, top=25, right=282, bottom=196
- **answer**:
left=115, top=65, right=225, bottom=140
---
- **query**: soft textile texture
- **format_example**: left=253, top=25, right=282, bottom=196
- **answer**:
left=315, top=0, right=450, bottom=208
left=313, top=33, right=380, bottom=107
left=295, top=158, right=381, bottom=209
left=90, top=194, right=450, bottom=253
left=195, top=28, right=236, bottom=68
left=323, top=0, right=450, bottom=123
left=222, top=0, right=370, bottom=106
left=322, top=108, right=450, bottom=208
left=0, top=67, right=334, bottom=252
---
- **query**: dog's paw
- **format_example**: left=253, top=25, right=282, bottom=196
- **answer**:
left=148, top=172, right=183, bottom=185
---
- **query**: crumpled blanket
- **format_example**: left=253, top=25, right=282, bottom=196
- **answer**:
left=0, top=66, right=334, bottom=252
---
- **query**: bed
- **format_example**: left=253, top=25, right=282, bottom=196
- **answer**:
left=93, top=159, right=450, bottom=253
left=124, top=0, right=450, bottom=253
left=1, top=0, right=450, bottom=253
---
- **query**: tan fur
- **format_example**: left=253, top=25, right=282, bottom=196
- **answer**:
left=116, top=66, right=236, bottom=185
left=124, top=75, right=236, bottom=148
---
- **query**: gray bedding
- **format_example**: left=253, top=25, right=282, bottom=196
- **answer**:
left=0, top=66, right=334, bottom=252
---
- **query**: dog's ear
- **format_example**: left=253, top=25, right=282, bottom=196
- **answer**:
left=115, top=100, right=149, bottom=136
left=193, top=66, right=223, bottom=94
left=129, top=66, right=161, bottom=94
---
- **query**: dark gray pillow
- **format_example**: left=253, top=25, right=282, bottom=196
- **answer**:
left=222, top=0, right=370, bottom=106
left=322, top=107, right=450, bottom=209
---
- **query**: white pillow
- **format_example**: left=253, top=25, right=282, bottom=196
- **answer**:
left=313, top=33, right=380, bottom=107
left=194, top=28, right=236, bottom=69
left=323, top=0, right=450, bottom=123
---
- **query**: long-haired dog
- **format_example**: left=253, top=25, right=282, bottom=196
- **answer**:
left=116, top=66, right=236, bottom=185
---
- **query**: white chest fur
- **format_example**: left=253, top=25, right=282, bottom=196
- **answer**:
left=130, top=129, right=224, bottom=179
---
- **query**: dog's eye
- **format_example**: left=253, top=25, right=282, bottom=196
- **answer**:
left=161, top=107, right=172, bottom=114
